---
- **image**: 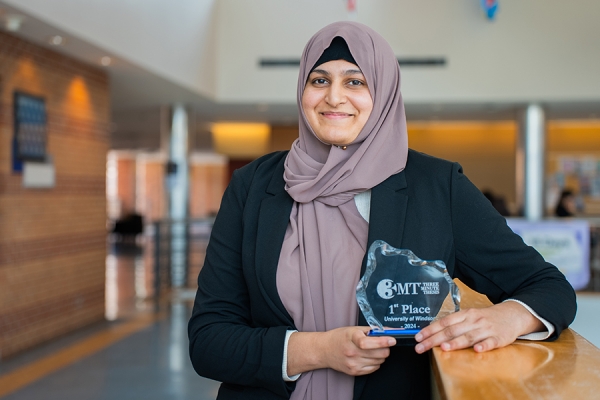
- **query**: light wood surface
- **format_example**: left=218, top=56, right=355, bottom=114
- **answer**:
left=432, top=281, right=600, bottom=400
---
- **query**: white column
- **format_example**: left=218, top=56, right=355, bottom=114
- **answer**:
left=518, top=104, right=546, bottom=220
left=167, top=105, right=189, bottom=287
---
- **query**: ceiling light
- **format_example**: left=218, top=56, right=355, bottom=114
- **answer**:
left=100, top=56, right=112, bottom=66
left=48, top=35, right=65, bottom=46
left=211, top=123, right=271, bottom=159
left=4, top=14, right=24, bottom=32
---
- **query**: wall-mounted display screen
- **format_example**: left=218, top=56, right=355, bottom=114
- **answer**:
left=13, top=92, right=47, bottom=172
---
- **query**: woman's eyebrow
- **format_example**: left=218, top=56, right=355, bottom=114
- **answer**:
left=309, top=69, right=330, bottom=76
left=343, top=69, right=363, bottom=76
left=308, top=68, right=363, bottom=77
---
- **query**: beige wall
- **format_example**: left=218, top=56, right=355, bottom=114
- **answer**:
left=216, top=0, right=600, bottom=103
left=408, top=122, right=517, bottom=209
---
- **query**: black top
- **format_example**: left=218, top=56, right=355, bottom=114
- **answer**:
left=188, top=150, right=577, bottom=400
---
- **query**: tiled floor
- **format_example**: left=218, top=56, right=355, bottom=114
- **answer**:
left=0, top=302, right=220, bottom=400
left=0, top=239, right=599, bottom=399
left=0, top=240, right=220, bottom=400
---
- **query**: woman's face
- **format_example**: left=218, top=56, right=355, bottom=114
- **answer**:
left=563, top=194, right=577, bottom=214
left=302, top=59, right=373, bottom=147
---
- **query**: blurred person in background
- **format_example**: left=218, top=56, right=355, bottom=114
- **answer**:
left=555, top=189, right=577, bottom=217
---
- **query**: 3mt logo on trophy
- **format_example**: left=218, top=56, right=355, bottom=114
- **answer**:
left=376, top=279, right=440, bottom=299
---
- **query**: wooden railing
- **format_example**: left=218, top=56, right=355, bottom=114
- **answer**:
left=431, top=281, right=600, bottom=399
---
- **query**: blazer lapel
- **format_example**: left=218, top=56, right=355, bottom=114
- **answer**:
left=365, top=170, right=408, bottom=271
left=255, top=158, right=295, bottom=324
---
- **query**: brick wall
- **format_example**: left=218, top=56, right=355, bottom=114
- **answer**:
left=115, top=156, right=136, bottom=217
left=0, top=31, right=109, bottom=359
left=189, top=156, right=227, bottom=219
left=136, top=154, right=167, bottom=222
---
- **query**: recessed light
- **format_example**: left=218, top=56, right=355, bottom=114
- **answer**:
left=4, top=14, right=24, bottom=32
left=100, top=56, right=112, bottom=66
left=48, top=35, right=65, bottom=46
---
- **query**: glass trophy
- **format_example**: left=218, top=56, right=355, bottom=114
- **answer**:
left=356, top=240, right=460, bottom=344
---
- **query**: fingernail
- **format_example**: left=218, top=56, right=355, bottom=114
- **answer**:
left=441, top=343, right=450, bottom=351
left=415, top=344, right=423, bottom=353
left=415, top=333, right=422, bottom=341
left=388, top=338, right=396, bottom=346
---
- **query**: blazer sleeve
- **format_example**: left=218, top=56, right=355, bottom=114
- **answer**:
left=188, top=167, right=294, bottom=398
left=448, top=162, right=577, bottom=340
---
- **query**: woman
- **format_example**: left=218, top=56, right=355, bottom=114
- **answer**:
left=555, top=189, right=577, bottom=217
left=188, top=22, right=576, bottom=400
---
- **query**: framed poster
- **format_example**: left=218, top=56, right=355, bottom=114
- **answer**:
left=12, top=92, right=47, bottom=172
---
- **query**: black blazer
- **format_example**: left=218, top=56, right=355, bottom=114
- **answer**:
left=188, top=150, right=576, bottom=400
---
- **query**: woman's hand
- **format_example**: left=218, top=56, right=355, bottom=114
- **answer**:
left=414, top=302, right=545, bottom=354
left=287, top=327, right=395, bottom=377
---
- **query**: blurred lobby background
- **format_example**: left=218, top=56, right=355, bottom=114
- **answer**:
left=0, top=1, right=600, bottom=399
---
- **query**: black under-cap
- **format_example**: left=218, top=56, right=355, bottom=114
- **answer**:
left=311, top=36, right=357, bottom=71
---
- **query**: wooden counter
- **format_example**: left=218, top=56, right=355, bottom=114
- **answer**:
left=431, top=281, right=600, bottom=399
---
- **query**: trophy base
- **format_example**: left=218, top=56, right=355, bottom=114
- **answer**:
left=367, top=329, right=420, bottom=346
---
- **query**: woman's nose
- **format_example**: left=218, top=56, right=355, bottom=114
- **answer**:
left=325, top=82, right=346, bottom=107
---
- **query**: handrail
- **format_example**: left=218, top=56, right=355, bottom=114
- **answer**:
left=431, top=281, right=600, bottom=399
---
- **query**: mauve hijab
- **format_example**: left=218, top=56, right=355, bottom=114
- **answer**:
left=276, top=21, right=408, bottom=400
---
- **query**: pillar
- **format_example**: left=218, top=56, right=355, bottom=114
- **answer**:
left=167, top=105, right=189, bottom=287
left=517, top=104, right=546, bottom=220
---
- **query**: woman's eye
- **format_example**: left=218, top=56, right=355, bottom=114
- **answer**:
left=348, top=79, right=364, bottom=86
left=312, top=78, right=328, bottom=85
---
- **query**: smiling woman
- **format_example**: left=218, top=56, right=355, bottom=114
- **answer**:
left=188, top=21, right=576, bottom=400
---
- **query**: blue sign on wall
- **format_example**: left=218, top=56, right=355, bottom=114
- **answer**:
left=13, top=92, right=47, bottom=172
left=481, top=0, right=498, bottom=20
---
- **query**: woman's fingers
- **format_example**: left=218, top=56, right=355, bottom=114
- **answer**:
left=415, top=309, right=495, bottom=354
left=417, top=309, right=469, bottom=340
left=352, top=329, right=396, bottom=350
left=473, top=337, right=501, bottom=353
left=414, top=302, right=542, bottom=354
left=325, top=327, right=395, bottom=376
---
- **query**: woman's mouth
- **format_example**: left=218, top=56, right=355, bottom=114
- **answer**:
left=320, top=111, right=353, bottom=119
